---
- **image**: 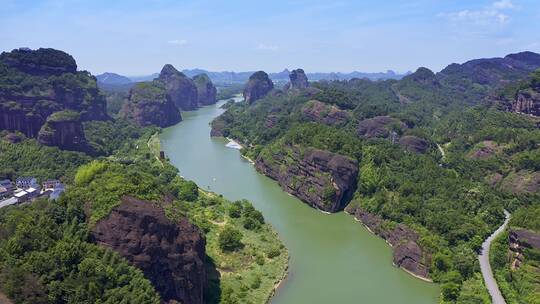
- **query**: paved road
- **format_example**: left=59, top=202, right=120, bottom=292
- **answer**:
left=479, top=210, right=511, bottom=304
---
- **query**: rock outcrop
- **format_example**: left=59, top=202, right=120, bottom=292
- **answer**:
left=158, top=64, right=199, bottom=111
left=509, top=229, right=540, bottom=269
left=347, top=206, right=431, bottom=279
left=255, top=145, right=358, bottom=212
left=0, top=48, right=108, bottom=151
left=468, top=140, right=501, bottom=159
left=500, top=170, right=540, bottom=195
left=0, top=47, right=77, bottom=76
left=244, top=71, right=274, bottom=104
left=121, top=82, right=182, bottom=127
left=301, top=100, right=351, bottom=126
left=37, top=110, right=91, bottom=153
left=92, top=196, right=206, bottom=304
left=193, top=73, right=217, bottom=106
left=511, top=88, right=540, bottom=116
left=357, top=116, right=406, bottom=139
left=398, top=136, right=430, bottom=154
left=285, top=69, right=309, bottom=90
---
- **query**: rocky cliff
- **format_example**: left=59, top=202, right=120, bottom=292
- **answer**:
left=192, top=73, right=217, bottom=106
left=244, top=71, right=274, bottom=104
left=512, top=89, right=540, bottom=116
left=255, top=145, right=358, bottom=212
left=301, top=100, right=351, bottom=126
left=398, top=136, right=430, bottom=154
left=92, top=196, right=206, bottom=304
left=285, top=69, right=309, bottom=90
left=158, top=64, right=199, bottom=111
left=346, top=206, right=431, bottom=279
left=37, top=110, right=92, bottom=153
left=120, top=81, right=182, bottom=127
left=357, top=116, right=407, bottom=139
left=0, top=48, right=108, bottom=150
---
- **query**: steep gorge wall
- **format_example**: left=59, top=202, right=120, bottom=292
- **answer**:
left=255, top=145, right=358, bottom=212
left=92, top=196, right=206, bottom=304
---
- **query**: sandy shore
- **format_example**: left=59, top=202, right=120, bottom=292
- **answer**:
left=225, top=137, right=243, bottom=150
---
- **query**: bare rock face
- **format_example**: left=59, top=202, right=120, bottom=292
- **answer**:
left=121, top=82, right=182, bottom=127
left=510, top=229, right=540, bottom=251
left=158, top=64, right=199, bottom=111
left=92, top=196, right=206, bottom=304
left=243, top=71, right=274, bottom=104
left=512, top=89, right=540, bottom=116
left=347, top=207, right=431, bottom=279
left=301, top=100, right=351, bottom=126
left=286, top=69, right=309, bottom=90
left=37, top=110, right=92, bottom=153
left=500, top=170, right=540, bottom=195
left=193, top=74, right=217, bottom=106
left=398, top=136, right=430, bottom=154
left=255, top=146, right=358, bottom=212
left=357, top=116, right=407, bottom=139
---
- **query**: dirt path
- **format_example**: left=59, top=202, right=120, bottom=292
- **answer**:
left=436, top=143, right=446, bottom=160
left=0, top=292, right=14, bottom=304
left=479, top=210, right=510, bottom=304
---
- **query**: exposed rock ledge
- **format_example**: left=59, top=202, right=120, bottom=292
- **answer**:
left=92, top=195, right=206, bottom=304
left=345, top=205, right=431, bottom=280
left=255, top=145, right=358, bottom=212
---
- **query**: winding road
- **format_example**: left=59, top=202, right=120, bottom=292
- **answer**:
left=479, top=210, right=511, bottom=304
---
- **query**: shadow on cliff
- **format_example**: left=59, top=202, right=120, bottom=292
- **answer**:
left=204, top=255, right=222, bottom=304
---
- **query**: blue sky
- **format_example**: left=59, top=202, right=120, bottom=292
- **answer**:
left=1, top=0, right=539, bottom=75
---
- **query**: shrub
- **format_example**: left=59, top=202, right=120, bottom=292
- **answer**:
left=178, top=180, right=198, bottom=201
left=218, top=226, right=243, bottom=252
left=228, top=201, right=243, bottom=218
left=74, top=161, right=107, bottom=185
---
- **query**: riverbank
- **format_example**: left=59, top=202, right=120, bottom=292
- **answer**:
left=157, top=132, right=289, bottom=303
left=161, top=100, right=440, bottom=304
left=345, top=209, right=433, bottom=283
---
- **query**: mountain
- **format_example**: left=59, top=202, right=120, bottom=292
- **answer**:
left=96, top=72, right=132, bottom=85
left=210, top=51, right=540, bottom=300
left=127, top=69, right=408, bottom=86
left=0, top=47, right=108, bottom=153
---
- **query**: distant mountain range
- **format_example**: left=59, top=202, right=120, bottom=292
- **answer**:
left=97, top=69, right=409, bottom=88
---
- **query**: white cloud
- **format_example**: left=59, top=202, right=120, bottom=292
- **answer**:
left=492, top=0, right=515, bottom=10
left=438, top=0, right=516, bottom=26
left=255, top=43, right=279, bottom=51
left=167, top=39, right=188, bottom=46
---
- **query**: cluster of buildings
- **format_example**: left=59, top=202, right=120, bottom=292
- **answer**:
left=0, top=177, right=65, bottom=209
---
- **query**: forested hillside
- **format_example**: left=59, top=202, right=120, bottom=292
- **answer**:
left=212, top=53, right=540, bottom=303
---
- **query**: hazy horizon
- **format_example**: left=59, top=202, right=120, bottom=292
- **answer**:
left=1, top=0, right=539, bottom=75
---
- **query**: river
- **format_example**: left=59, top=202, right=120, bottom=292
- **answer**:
left=161, top=99, right=439, bottom=304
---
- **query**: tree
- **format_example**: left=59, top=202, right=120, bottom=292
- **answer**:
left=228, top=201, right=243, bottom=218
left=178, top=180, right=198, bottom=201
left=218, top=226, right=243, bottom=252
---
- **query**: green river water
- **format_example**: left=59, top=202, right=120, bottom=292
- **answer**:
left=160, top=99, right=440, bottom=304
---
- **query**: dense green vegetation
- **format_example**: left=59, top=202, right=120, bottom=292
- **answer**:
left=214, top=68, right=540, bottom=303
left=0, top=199, right=161, bottom=304
left=491, top=229, right=540, bottom=303
left=0, top=136, right=90, bottom=181
left=0, top=110, right=287, bottom=304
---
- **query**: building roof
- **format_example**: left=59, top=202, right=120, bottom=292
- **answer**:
left=26, top=187, right=37, bottom=193
left=0, top=197, right=18, bottom=208
left=14, top=191, right=28, bottom=198
left=16, top=177, right=36, bottom=182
